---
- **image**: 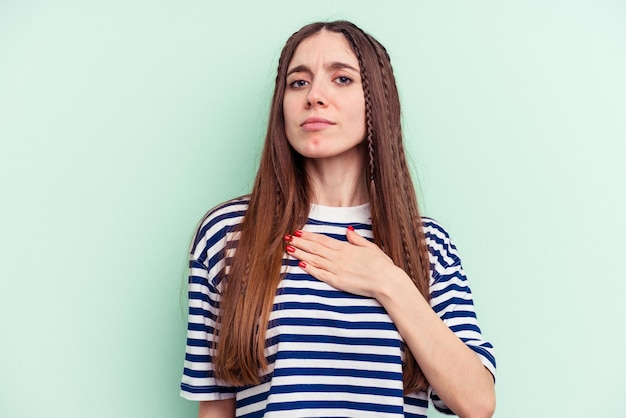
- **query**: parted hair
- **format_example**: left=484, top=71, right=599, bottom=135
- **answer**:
left=213, top=20, right=431, bottom=393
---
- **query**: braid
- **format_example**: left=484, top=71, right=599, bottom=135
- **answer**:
left=367, top=35, right=393, bottom=135
left=399, top=224, right=416, bottom=282
left=241, top=256, right=250, bottom=295
left=397, top=138, right=431, bottom=285
left=365, top=81, right=375, bottom=184
left=275, top=182, right=282, bottom=228
left=341, top=29, right=376, bottom=184
left=366, top=33, right=429, bottom=289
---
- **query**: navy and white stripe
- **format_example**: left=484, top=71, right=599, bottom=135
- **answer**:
left=181, top=197, right=495, bottom=417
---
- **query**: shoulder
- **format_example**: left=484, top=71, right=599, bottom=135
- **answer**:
left=421, top=217, right=462, bottom=270
left=190, top=196, right=250, bottom=256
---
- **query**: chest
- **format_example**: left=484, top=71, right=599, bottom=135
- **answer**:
left=264, top=270, right=405, bottom=375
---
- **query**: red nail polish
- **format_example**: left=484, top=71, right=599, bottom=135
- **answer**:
left=298, top=261, right=307, bottom=268
left=348, top=226, right=355, bottom=231
left=294, top=230, right=303, bottom=237
left=286, top=245, right=296, bottom=253
left=284, top=234, right=292, bottom=242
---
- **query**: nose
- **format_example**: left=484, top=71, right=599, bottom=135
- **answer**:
left=306, top=81, right=327, bottom=108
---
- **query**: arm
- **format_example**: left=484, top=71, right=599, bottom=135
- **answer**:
left=286, top=228, right=495, bottom=418
left=378, top=266, right=495, bottom=418
left=198, top=399, right=236, bottom=418
left=181, top=203, right=243, bottom=407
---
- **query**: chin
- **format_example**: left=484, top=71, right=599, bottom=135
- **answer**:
left=289, top=139, right=365, bottom=161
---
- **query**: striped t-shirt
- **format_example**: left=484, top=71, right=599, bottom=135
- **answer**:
left=180, top=198, right=496, bottom=417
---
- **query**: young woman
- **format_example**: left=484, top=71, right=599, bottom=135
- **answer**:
left=181, top=21, right=496, bottom=418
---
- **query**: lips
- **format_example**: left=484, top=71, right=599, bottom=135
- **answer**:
left=301, top=117, right=335, bottom=131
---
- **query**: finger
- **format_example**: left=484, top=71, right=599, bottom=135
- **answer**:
left=346, top=226, right=374, bottom=247
left=345, top=227, right=393, bottom=264
left=295, top=229, right=344, bottom=248
left=288, top=231, right=343, bottom=254
left=287, top=244, right=335, bottom=273
left=297, top=259, right=336, bottom=287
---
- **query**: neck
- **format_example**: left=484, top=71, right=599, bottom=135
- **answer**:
left=304, top=151, right=368, bottom=207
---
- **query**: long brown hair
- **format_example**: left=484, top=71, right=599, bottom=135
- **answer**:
left=213, top=20, right=431, bottom=393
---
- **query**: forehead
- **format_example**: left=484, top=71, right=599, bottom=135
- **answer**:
left=288, top=30, right=359, bottom=69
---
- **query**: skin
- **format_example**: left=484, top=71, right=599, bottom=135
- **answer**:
left=283, top=30, right=368, bottom=206
left=198, top=398, right=234, bottom=418
left=199, top=29, right=495, bottom=418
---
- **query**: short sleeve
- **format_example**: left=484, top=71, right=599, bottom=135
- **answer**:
left=180, top=200, right=248, bottom=401
left=423, top=218, right=496, bottom=414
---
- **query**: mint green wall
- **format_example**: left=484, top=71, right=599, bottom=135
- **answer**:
left=1, top=1, right=624, bottom=417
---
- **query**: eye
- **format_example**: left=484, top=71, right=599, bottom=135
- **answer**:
left=288, top=79, right=309, bottom=88
left=334, top=76, right=353, bottom=85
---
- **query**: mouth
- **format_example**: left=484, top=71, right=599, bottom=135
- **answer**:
left=301, top=117, right=335, bottom=131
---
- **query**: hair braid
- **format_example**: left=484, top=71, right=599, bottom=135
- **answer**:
left=397, top=138, right=430, bottom=286
left=365, top=33, right=428, bottom=392
left=341, top=29, right=376, bottom=185
left=370, top=34, right=428, bottom=289
left=364, top=79, right=376, bottom=184
left=367, top=35, right=393, bottom=133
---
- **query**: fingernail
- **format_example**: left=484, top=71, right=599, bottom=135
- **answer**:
left=348, top=226, right=355, bottom=231
left=283, top=234, right=292, bottom=242
left=286, top=245, right=296, bottom=253
left=298, top=261, right=307, bottom=268
left=294, top=230, right=303, bottom=237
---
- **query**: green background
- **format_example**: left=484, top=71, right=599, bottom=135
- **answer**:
left=1, top=1, right=625, bottom=417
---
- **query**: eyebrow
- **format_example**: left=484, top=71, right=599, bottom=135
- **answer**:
left=286, top=61, right=360, bottom=77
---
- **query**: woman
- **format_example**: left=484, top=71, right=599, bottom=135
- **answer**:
left=181, top=21, right=496, bottom=418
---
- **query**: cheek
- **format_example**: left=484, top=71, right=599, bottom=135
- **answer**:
left=351, top=100, right=366, bottom=138
left=282, top=98, right=297, bottom=143
left=282, top=94, right=296, bottom=122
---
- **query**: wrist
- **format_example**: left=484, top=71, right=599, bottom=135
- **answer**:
left=376, top=266, right=418, bottom=306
